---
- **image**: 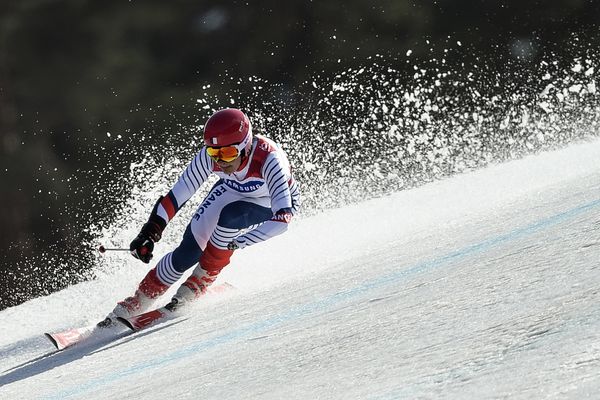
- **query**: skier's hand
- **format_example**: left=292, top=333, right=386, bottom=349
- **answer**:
left=227, top=238, right=246, bottom=251
left=130, top=222, right=161, bottom=263
left=130, top=235, right=154, bottom=263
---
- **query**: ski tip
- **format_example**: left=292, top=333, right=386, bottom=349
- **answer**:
left=44, top=332, right=60, bottom=350
left=207, top=281, right=236, bottom=295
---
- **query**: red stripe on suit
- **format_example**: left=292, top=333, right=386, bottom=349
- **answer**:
left=160, top=196, right=177, bottom=220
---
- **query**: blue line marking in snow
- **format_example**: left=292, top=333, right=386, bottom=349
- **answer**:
left=42, top=198, right=600, bottom=400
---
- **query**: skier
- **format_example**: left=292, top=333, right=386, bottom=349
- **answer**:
left=105, top=108, right=299, bottom=323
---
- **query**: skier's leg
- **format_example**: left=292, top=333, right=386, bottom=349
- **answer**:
left=111, top=224, right=202, bottom=318
left=160, top=183, right=237, bottom=306
left=171, top=241, right=234, bottom=302
left=172, top=200, right=272, bottom=304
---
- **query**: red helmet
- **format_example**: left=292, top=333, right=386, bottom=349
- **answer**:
left=203, top=109, right=252, bottom=150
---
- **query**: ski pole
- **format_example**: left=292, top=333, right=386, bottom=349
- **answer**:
left=98, top=245, right=129, bottom=254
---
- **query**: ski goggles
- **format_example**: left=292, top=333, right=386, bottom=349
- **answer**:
left=206, top=142, right=244, bottom=163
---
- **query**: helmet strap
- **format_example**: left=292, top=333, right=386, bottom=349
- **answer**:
left=237, top=149, right=250, bottom=171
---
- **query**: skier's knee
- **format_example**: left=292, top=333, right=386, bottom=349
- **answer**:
left=171, top=225, right=202, bottom=272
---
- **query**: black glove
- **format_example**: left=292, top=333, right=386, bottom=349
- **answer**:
left=130, top=221, right=162, bottom=263
left=227, top=239, right=241, bottom=250
left=130, top=196, right=168, bottom=263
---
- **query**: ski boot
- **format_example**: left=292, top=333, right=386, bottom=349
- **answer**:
left=164, top=265, right=218, bottom=312
left=100, top=268, right=170, bottom=326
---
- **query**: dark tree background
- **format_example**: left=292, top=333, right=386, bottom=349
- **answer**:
left=1, top=0, right=599, bottom=309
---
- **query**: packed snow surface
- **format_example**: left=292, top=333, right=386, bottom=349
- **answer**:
left=2, top=138, right=600, bottom=399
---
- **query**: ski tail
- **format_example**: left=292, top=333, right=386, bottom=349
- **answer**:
left=44, top=317, right=121, bottom=351
left=44, top=325, right=97, bottom=350
left=44, top=332, right=61, bottom=350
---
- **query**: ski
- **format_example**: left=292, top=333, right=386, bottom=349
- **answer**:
left=46, top=282, right=236, bottom=344
left=45, top=325, right=96, bottom=350
left=44, top=319, right=120, bottom=351
left=117, top=306, right=172, bottom=331
left=117, top=282, right=235, bottom=332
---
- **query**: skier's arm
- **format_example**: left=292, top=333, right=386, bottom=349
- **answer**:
left=130, top=150, right=213, bottom=262
left=228, top=153, right=300, bottom=250
left=154, top=149, right=214, bottom=226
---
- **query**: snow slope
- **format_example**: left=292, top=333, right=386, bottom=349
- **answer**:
left=1, top=138, right=600, bottom=399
